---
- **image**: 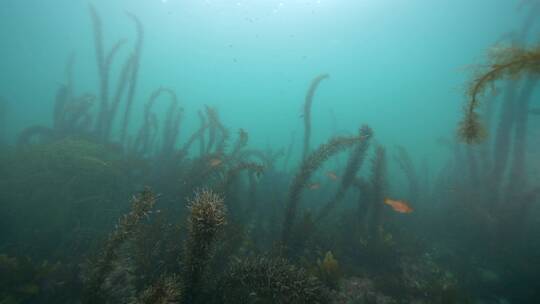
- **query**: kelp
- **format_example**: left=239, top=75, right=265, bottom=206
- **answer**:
left=82, top=188, right=156, bottom=304
left=394, top=145, right=419, bottom=203
left=88, top=5, right=143, bottom=144
left=302, top=73, right=330, bottom=160
left=132, top=88, right=182, bottom=158
left=316, top=125, right=372, bottom=221
left=458, top=44, right=540, bottom=143
left=134, top=275, right=181, bottom=304
left=367, top=145, right=388, bottom=245
left=281, top=134, right=363, bottom=248
left=221, top=256, right=329, bottom=304
left=181, top=189, right=227, bottom=303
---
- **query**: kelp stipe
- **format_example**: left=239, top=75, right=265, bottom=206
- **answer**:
left=281, top=134, right=362, bottom=248
left=394, top=145, right=419, bottom=203
left=458, top=44, right=540, bottom=143
left=301, top=73, right=329, bottom=160
left=316, top=125, right=372, bottom=221
left=367, top=145, right=387, bottom=246
left=88, top=5, right=144, bottom=144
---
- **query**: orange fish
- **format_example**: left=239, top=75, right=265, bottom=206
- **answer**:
left=384, top=198, right=413, bottom=213
left=326, top=171, right=338, bottom=181
left=209, top=158, right=222, bottom=167
left=308, top=182, right=321, bottom=190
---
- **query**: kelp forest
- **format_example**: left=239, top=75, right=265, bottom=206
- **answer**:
left=1, top=2, right=540, bottom=304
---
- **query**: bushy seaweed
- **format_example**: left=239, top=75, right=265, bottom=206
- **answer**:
left=458, top=44, right=540, bottom=143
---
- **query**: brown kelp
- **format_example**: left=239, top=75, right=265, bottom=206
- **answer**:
left=181, top=189, right=227, bottom=303
left=301, top=73, right=330, bottom=160
left=458, top=43, right=540, bottom=143
left=366, top=145, right=388, bottom=245
left=89, top=5, right=143, bottom=144
left=134, top=275, right=182, bottom=304
left=82, top=188, right=156, bottom=304
left=120, top=12, right=144, bottom=145
left=18, top=83, right=95, bottom=148
left=221, top=256, right=329, bottom=304
left=132, top=88, right=183, bottom=158
left=281, top=133, right=363, bottom=248
left=394, top=145, right=419, bottom=203
left=316, top=125, right=373, bottom=221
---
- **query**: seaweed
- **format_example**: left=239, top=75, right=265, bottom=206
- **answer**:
left=221, top=256, right=330, bottom=304
left=82, top=188, right=156, bottom=304
left=119, top=12, right=144, bottom=145
left=394, top=145, right=419, bottom=203
left=132, top=88, right=182, bottom=159
left=458, top=44, right=540, bottom=143
left=281, top=134, right=363, bottom=248
left=301, top=73, right=330, bottom=160
left=316, top=125, right=372, bottom=221
left=134, top=275, right=181, bottom=304
left=367, top=145, right=387, bottom=246
left=88, top=5, right=143, bottom=144
left=181, top=189, right=227, bottom=303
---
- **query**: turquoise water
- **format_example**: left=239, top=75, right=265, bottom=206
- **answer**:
left=1, top=1, right=539, bottom=303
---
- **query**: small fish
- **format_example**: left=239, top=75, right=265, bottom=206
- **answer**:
left=308, top=182, right=320, bottom=190
left=384, top=198, right=413, bottom=213
left=209, top=158, right=222, bottom=167
left=326, top=171, right=338, bottom=181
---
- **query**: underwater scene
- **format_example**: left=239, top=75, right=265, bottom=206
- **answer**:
left=1, top=0, right=540, bottom=303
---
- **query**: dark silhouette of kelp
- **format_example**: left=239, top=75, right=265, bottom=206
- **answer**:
left=367, top=145, right=387, bottom=245
left=89, top=5, right=143, bottom=144
left=132, top=88, right=183, bottom=158
left=316, top=125, right=373, bottom=221
left=394, top=145, right=419, bottom=203
left=301, top=73, right=329, bottom=160
left=281, top=133, right=364, bottom=248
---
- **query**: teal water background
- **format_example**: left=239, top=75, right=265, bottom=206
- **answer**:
left=0, top=0, right=530, bottom=170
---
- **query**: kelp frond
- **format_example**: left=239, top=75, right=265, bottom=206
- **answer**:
left=459, top=44, right=540, bottom=143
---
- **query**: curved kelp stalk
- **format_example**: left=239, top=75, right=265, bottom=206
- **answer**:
left=89, top=5, right=144, bottom=145
left=89, top=5, right=128, bottom=141
left=180, top=122, right=210, bottom=158
left=120, top=12, right=144, bottom=145
left=229, top=128, right=249, bottom=161
left=205, top=105, right=229, bottom=155
left=302, top=73, right=330, bottom=160
left=132, top=88, right=181, bottom=158
left=281, top=134, right=363, bottom=248
left=316, top=125, right=373, bottom=221
left=103, top=54, right=134, bottom=140
left=458, top=44, right=540, bottom=143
